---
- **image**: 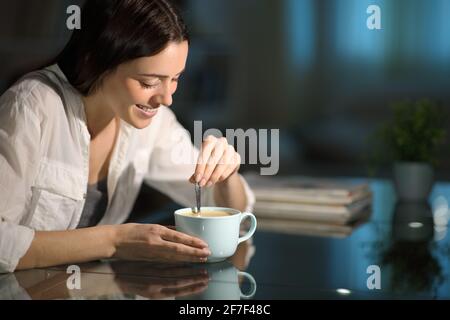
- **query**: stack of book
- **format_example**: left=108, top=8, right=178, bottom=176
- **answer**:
left=244, top=173, right=373, bottom=237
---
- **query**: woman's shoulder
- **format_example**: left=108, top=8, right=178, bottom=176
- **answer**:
left=8, top=68, right=65, bottom=107
left=0, top=67, right=69, bottom=120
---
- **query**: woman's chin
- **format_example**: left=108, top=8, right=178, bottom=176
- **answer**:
left=132, top=118, right=153, bottom=129
left=120, top=116, right=152, bottom=129
left=124, top=109, right=154, bottom=129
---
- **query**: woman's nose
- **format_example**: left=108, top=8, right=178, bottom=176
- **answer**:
left=154, top=82, right=173, bottom=107
left=160, top=92, right=172, bottom=107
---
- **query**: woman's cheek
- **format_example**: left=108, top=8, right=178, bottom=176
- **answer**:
left=124, top=79, right=141, bottom=101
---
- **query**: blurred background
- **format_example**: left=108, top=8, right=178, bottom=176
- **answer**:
left=1, top=0, right=450, bottom=179
left=2, top=1, right=449, bottom=294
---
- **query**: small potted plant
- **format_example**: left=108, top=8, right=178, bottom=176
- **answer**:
left=371, top=99, right=447, bottom=201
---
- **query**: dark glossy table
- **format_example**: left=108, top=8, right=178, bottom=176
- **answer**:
left=2, top=179, right=449, bottom=300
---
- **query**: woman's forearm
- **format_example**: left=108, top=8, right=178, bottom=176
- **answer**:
left=213, top=172, right=247, bottom=212
left=16, top=225, right=117, bottom=271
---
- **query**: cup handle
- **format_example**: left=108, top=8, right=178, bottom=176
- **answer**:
left=238, top=271, right=257, bottom=299
left=238, top=212, right=257, bottom=244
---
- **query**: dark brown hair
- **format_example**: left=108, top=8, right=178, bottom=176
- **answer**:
left=56, top=0, right=189, bottom=96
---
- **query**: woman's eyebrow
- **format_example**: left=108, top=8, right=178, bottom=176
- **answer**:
left=138, top=69, right=185, bottom=78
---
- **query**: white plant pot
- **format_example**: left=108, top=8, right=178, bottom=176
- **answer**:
left=393, top=162, right=434, bottom=202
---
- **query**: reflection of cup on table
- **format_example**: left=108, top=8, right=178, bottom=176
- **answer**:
left=175, top=207, right=257, bottom=263
left=177, top=261, right=257, bottom=300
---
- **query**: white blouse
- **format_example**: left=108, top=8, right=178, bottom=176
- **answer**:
left=0, top=64, right=255, bottom=273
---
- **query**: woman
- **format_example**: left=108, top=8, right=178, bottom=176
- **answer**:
left=0, top=0, right=254, bottom=273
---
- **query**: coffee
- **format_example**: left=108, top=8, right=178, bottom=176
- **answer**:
left=182, top=210, right=233, bottom=217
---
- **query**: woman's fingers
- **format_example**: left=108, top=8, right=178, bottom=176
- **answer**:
left=162, top=241, right=210, bottom=258
left=208, top=147, right=236, bottom=184
left=207, top=163, right=228, bottom=185
left=201, top=141, right=227, bottom=186
left=194, top=136, right=228, bottom=186
left=115, top=224, right=211, bottom=263
left=220, top=152, right=241, bottom=181
left=162, top=252, right=209, bottom=263
left=158, top=229, right=211, bottom=261
left=192, top=136, right=240, bottom=187
left=150, top=245, right=209, bottom=263
left=160, top=227, right=208, bottom=248
left=194, top=136, right=217, bottom=184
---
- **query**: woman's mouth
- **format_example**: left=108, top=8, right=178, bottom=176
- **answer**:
left=134, top=104, right=159, bottom=118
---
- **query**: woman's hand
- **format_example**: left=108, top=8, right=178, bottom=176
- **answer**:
left=189, top=136, right=241, bottom=187
left=113, top=224, right=211, bottom=263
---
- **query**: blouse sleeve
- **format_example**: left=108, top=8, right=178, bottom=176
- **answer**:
left=0, top=89, right=39, bottom=273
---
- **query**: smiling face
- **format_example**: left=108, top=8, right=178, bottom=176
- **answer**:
left=98, top=40, right=188, bottom=129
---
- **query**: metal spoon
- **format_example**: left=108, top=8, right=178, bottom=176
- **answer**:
left=192, top=182, right=201, bottom=214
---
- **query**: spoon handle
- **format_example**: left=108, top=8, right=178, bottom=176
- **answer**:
left=195, top=182, right=201, bottom=213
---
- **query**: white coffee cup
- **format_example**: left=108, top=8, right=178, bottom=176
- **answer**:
left=174, top=207, right=257, bottom=263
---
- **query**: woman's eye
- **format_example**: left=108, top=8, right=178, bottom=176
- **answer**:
left=140, top=82, right=159, bottom=89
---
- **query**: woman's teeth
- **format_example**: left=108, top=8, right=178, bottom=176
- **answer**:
left=137, top=104, right=155, bottom=112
